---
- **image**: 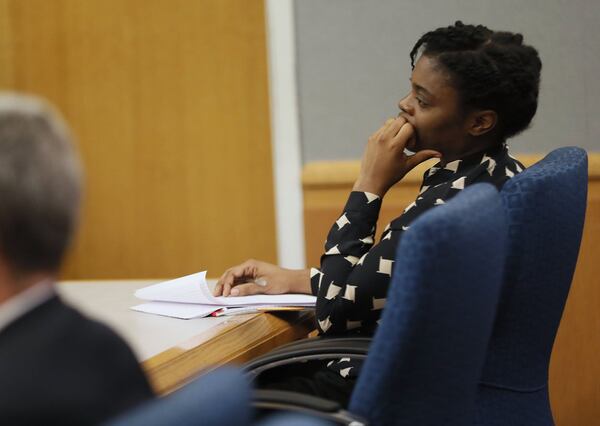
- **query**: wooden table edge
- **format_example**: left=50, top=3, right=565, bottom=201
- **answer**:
left=142, top=311, right=316, bottom=395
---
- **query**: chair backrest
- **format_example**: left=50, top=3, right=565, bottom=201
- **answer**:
left=257, top=413, right=334, bottom=426
left=349, top=184, right=508, bottom=426
left=106, top=368, right=252, bottom=426
left=475, top=147, right=588, bottom=424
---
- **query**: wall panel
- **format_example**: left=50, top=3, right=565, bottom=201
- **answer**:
left=295, top=0, right=600, bottom=163
left=0, top=0, right=276, bottom=279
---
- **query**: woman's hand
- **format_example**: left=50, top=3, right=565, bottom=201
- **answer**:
left=353, top=117, right=441, bottom=196
left=213, top=259, right=311, bottom=297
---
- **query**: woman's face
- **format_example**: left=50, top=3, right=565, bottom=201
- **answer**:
left=398, top=55, right=471, bottom=159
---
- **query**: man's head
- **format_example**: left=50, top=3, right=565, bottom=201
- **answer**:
left=0, top=93, right=82, bottom=281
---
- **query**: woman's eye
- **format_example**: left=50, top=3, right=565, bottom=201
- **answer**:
left=417, top=98, right=428, bottom=108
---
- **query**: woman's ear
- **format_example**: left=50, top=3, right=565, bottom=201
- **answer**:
left=468, top=110, right=497, bottom=136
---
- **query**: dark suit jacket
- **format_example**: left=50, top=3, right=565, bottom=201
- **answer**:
left=0, top=295, right=154, bottom=425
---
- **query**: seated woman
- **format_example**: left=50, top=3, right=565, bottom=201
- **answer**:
left=214, top=21, right=541, bottom=406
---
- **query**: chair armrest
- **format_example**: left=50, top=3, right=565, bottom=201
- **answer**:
left=244, top=336, right=371, bottom=377
left=254, top=390, right=368, bottom=425
left=270, top=336, right=371, bottom=354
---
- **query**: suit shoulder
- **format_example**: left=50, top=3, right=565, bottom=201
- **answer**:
left=58, top=300, right=143, bottom=368
left=0, top=297, right=153, bottom=424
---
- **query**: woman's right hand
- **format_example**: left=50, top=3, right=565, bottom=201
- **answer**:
left=353, top=116, right=441, bottom=197
left=213, top=259, right=311, bottom=297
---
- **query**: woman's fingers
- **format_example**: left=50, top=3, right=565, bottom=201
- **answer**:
left=405, top=149, right=442, bottom=170
left=222, top=268, right=244, bottom=296
left=388, top=122, right=440, bottom=171
left=391, top=121, right=414, bottom=150
left=215, top=264, right=250, bottom=296
left=370, top=118, right=395, bottom=141
left=214, top=260, right=262, bottom=296
left=215, top=269, right=235, bottom=295
left=213, top=270, right=230, bottom=296
left=229, top=282, right=264, bottom=297
left=382, top=116, right=407, bottom=140
left=214, top=260, right=294, bottom=298
left=383, top=117, right=396, bottom=128
left=219, top=270, right=236, bottom=296
left=213, top=282, right=223, bottom=296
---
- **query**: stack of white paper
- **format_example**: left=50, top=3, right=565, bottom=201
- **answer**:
left=131, top=271, right=316, bottom=319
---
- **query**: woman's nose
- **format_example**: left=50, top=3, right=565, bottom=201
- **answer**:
left=398, top=95, right=413, bottom=115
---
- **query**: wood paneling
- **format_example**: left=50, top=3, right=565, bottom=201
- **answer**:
left=0, top=0, right=276, bottom=279
left=303, top=153, right=600, bottom=426
left=549, top=173, right=600, bottom=426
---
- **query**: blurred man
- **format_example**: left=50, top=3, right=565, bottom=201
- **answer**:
left=0, top=93, right=153, bottom=425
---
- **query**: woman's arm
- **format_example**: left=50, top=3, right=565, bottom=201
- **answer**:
left=213, top=118, right=439, bottom=307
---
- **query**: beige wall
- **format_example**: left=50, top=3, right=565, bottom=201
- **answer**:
left=0, top=0, right=277, bottom=279
left=295, top=0, right=600, bottom=163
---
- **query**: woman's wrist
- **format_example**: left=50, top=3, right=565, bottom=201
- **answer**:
left=287, top=268, right=312, bottom=294
left=352, top=177, right=388, bottom=197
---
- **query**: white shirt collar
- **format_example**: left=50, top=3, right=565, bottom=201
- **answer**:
left=0, top=280, right=55, bottom=334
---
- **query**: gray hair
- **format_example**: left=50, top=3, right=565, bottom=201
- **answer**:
left=0, top=92, right=82, bottom=274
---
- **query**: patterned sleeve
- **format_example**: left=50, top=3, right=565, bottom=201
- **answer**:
left=310, top=191, right=396, bottom=335
left=307, top=144, right=525, bottom=337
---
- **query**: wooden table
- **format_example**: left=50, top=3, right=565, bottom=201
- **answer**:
left=57, top=280, right=315, bottom=395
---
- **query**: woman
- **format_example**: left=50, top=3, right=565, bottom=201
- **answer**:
left=214, top=21, right=542, bottom=405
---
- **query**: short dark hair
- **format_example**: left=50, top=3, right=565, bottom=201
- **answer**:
left=0, top=93, right=82, bottom=275
left=410, top=21, right=542, bottom=139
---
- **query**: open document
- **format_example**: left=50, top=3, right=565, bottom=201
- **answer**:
left=131, top=271, right=316, bottom=319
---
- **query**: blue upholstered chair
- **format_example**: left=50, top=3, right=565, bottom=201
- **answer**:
left=349, top=183, right=508, bottom=426
left=251, top=184, right=509, bottom=425
left=106, top=368, right=252, bottom=426
left=474, top=147, right=588, bottom=426
left=258, top=413, right=333, bottom=425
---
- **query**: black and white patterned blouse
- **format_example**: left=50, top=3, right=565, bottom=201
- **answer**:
left=309, top=143, right=524, bottom=379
